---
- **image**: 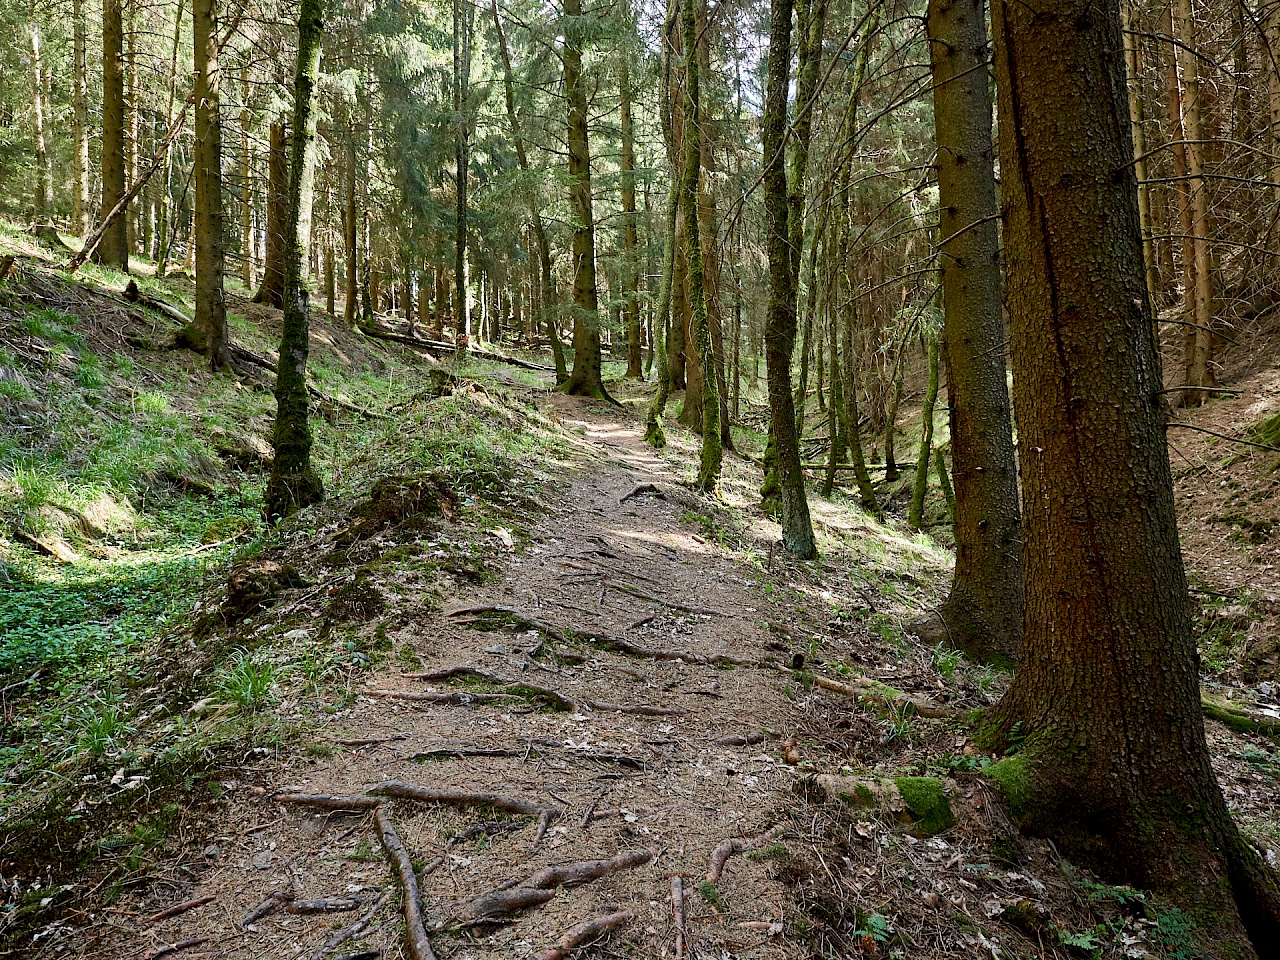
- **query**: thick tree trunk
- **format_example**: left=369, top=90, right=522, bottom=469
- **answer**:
left=100, top=0, right=130, bottom=270
left=560, top=0, right=611, bottom=400
left=72, top=0, right=90, bottom=233
left=988, top=0, right=1280, bottom=949
left=254, top=123, right=288, bottom=307
left=761, top=0, right=817, bottom=559
left=920, top=0, right=1023, bottom=664
left=187, top=0, right=231, bottom=371
left=265, top=0, right=325, bottom=523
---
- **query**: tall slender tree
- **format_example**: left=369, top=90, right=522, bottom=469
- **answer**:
left=265, top=0, right=325, bottom=522
left=986, top=0, right=1280, bottom=947
left=99, top=0, right=130, bottom=269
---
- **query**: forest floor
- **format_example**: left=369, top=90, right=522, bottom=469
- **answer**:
left=2, top=226, right=1280, bottom=959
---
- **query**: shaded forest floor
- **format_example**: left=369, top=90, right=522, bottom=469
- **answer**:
left=1, top=226, right=1279, bottom=959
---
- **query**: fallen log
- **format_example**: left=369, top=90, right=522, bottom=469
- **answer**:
left=359, top=325, right=555, bottom=372
left=375, top=806, right=437, bottom=960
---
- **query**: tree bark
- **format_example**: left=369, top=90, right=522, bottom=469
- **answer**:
left=100, top=0, right=130, bottom=269
left=254, top=122, right=288, bottom=307
left=29, top=19, right=53, bottom=221
left=988, top=0, right=1280, bottom=948
left=560, top=0, right=612, bottom=400
left=920, top=0, right=1023, bottom=664
left=187, top=0, right=231, bottom=371
left=265, top=0, right=325, bottom=523
left=155, top=0, right=185, bottom=276
left=343, top=107, right=358, bottom=326
left=761, top=0, right=817, bottom=558
left=620, top=55, right=643, bottom=379
left=453, top=0, right=472, bottom=345
left=72, top=0, right=90, bottom=233
left=240, top=66, right=255, bottom=288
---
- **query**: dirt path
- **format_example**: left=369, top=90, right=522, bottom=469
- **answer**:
left=80, top=395, right=810, bottom=960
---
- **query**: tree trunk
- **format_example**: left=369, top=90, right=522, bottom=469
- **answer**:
left=100, top=0, right=130, bottom=270
left=988, top=0, right=1280, bottom=948
left=1121, top=1, right=1157, bottom=303
left=761, top=0, right=817, bottom=559
left=920, top=0, right=1023, bottom=664
left=29, top=19, right=53, bottom=221
left=187, top=0, right=231, bottom=371
left=265, top=0, right=325, bottom=523
left=909, top=333, right=938, bottom=530
left=126, top=2, right=140, bottom=253
left=240, top=66, right=254, bottom=288
left=620, top=55, right=643, bottom=379
left=343, top=112, right=358, bottom=326
left=72, top=0, right=90, bottom=234
left=155, top=0, right=185, bottom=276
left=254, top=123, right=288, bottom=307
left=560, top=0, right=611, bottom=400
left=453, top=0, right=472, bottom=345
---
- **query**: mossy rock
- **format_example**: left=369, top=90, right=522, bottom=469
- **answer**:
left=1250, top=412, right=1280, bottom=448
left=808, top=773, right=955, bottom=836
left=984, top=755, right=1033, bottom=818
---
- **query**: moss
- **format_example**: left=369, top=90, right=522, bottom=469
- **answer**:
left=894, top=776, right=955, bottom=836
left=985, top=755, right=1033, bottom=818
left=853, top=783, right=875, bottom=804
left=1201, top=699, right=1280, bottom=740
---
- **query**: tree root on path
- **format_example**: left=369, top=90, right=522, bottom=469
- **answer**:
left=715, top=731, right=776, bottom=747
left=401, top=665, right=688, bottom=717
left=410, top=740, right=648, bottom=770
left=706, top=823, right=788, bottom=882
left=671, top=875, right=687, bottom=959
left=534, top=909, right=636, bottom=960
left=809, top=675, right=957, bottom=720
left=311, top=893, right=390, bottom=960
left=275, top=793, right=381, bottom=811
left=367, top=780, right=560, bottom=819
left=364, top=688, right=519, bottom=706
left=143, top=938, right=210, bottom=960
left=375, top=806, right=437, bottom=960
left=146, top=894, right=216, bottom=924
left=454, top=849, right=655, bottom=923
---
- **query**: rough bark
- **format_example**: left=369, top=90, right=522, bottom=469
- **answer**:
left=987, top=0, right=1280, bottom=949
left=239, top=66, right=255, bottom=288
left=761, top=0, right=818, bottom=558
left=919, top=0, right=1023, bottom=665
left=908, top=334, right=938, bottom=530
left=254, top=123, right=288, bottom=307
left=100, top=0, right=130, bottom=270
left=187, top=0, right=232, bottom=371
left=265, top=0, right=325, bottom=523
left=560, top=0, right=612, bottom=401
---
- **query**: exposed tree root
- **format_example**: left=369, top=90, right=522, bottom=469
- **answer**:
left=620, top=483, right=665, bottom=503
left=375, top=805, right=437, bottom=960
left=144, top=938, right=209, bottom=960
left=454, top=886, right=557, bottom=922
left=404, top=665, right=687, bottom=717
left=810, top=674, right=957, bottom=719
left=534, top=909, right=636, bottom=960
left=275, top=793, right=380, bottom=811
left=706, top=823, right=788, bottom=882
left=671, top=875, right=687, bottom=959
left=364, top=688, right=518, bottom=706
left=146, top=894, right=216, bottom=924
left=605, top=580, right=724, bottom=616
left=334, top=733, right=410, bottom=747
left=243, top=890, right=292, bottom=926
left=455, top=849, right=654, bottom=923
left=366, top=780, right=559, bottom=819
left=311, top=893, right=390, bottom=960
left=715, top=731, right=775, bottom=747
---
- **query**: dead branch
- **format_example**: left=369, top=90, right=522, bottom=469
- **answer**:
left=671, top=876, right=687, bottom=959
left=359, top=324, right=555, bottom=371
left=363, top=688, right=518, bottom=706
left=312, top=892, right=390, bottom=960
left=146, top=894, right=216, bottom=924
left=534, top=808, right=553, bottom=847
left=275, top=793, right=381, bottom=811
left=228, top=343, right=388, bottom=419
left=335, top=733, right=410, bottom=747
left=535, top=909, right=636, bottom=960
left=375, top=805, right=437, bottom=960
left=715, top=731, right=775, bottom=747
left=288, top=897, right=363, bottom=914
left=810, top=675, right=957, bottom=719
left=366, top=780, right=559, bottom=819
left=706, top=823, right=788, bottom=882
left=143, top=937, right=209, bottom=960
left=453, top=886, right=557, bottom=922
left=242, top=890, right=291, bottom=926
left=582, top=698, right=688, bottom=717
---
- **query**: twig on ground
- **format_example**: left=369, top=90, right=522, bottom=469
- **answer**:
left=707, top=823, right=788, bottom=882
left=535, top=909, right=636, bottom=960
left=312, top=892, right=390, bottom=960
left=375, top=806, right=437, bottom=960
left=143, top=938, right=210, bottom=960
left=145, top=894, right=216, bottom=924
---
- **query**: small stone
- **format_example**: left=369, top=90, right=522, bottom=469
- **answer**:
left=203, top=844, right=220, bottom=860
left=251, top=851, right=276, bottom=869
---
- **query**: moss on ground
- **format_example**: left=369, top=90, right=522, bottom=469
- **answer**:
left=893, top=776, right=955, bottom=835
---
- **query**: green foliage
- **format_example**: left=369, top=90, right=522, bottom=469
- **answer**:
left=930, top=642, right=962, bottom=680
left=70, top=695, right=135, bottom=757
left=696, top=880, right=723, bottom=907
left=855, top=912, right=891, bottom=943
left=216, top=649, right=280, bottom=711
left=1151, top=907, right=1199, bottom=960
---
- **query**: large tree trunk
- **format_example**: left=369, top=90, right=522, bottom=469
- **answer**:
left=918, top=0, right=1023, bottom=665
left=560, top=0, right=611, bottom=400
left=155, top=0, right=185, bottom=276
left=987, top=0, right=1280, bottom=949
left=186, top=0, right=231, bottom=370
left=265, top=0, right=325, bottom=523
left=99, top=0, right=130, bottom=270
left=29, top=19, right=53, bottom=221
left=761, top=0, right=817, bottom=559
left=72, top=0, right=90, bottom=233
left=254, top=122, right=288, bottom=307
left=679, top=0, right=721, bottom=489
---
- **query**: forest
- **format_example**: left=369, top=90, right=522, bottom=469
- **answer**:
left=2, top=0, right=1280, bottom=955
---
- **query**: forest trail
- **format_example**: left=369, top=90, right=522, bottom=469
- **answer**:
left=79, top=394, right=812, bottom=960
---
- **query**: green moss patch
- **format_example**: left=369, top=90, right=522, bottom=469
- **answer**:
left=893, top=776, right=955, bottom=835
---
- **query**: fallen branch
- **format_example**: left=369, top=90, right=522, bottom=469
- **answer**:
left=671, top=876, right=687, bottom=959
left=404, top=667, right=684, bottom=717
left=275, top=793, right=381, bottom=811
left=582, top=699, right=689, bottom=717
left=715, top=731, right=774, bottom=747
left=707, top=823, right=788, bottom=882
left=375, top=805, right=437, bottom=960
left=146, top=894, right=216, bottom=924
left=367, top=780, right=559, bottom=819
left=311, top=892, right=390, bottom=960
left=535, top=910, right=636, bottom=960
left=359, top=325, right=555, bottom=371
left=229, top=343, right=388, bottom=420
left=454, top=886, right=556, bottom=922
left=810, top=674, right=956, bottom=720
left=289, top=897, right=362, bottom=914
left=1167, top=421, right=1280, bottom=453
left=243, top=890, right=292, bottom=926
left=521, top=848, right=655, bottom=890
